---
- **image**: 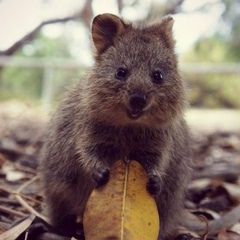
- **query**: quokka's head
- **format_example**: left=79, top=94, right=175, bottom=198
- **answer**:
left=84, top=13, right=187, bottom=127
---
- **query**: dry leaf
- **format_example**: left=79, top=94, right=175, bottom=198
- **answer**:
left=218, top=230, right=240, bottom=240
left=231, top=223, right=240, bottom=235
left=83, top=160, right=159, bottom=240
left=0, top=214, right=35, bottom=240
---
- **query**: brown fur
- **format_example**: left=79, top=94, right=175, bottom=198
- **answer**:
left=40, top=13, right=192, bottom=240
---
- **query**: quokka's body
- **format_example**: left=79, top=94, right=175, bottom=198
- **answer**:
left=40, top=13, right=192, bottom=240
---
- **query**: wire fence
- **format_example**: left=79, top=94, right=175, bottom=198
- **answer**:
left=0, top=56, right=239, bottom=112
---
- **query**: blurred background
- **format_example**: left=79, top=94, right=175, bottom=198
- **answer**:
left=0, top=0, right=239, bottom=132
left=1, top=2, right=240, bottom=237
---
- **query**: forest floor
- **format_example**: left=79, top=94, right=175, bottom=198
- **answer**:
left=0, top=101, right=240, bottom=240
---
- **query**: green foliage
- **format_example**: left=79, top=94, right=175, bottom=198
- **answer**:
left=0, top=66, right=87, bottom=102
left=20, top=31, right=71, bottom=58
left=0, top=29, right=86, bottom=102
left=184, top=36, right=229, bottom=63
left=221, top=0, right=240, bottom=61
left=1, top=1, right=239, bottom=109
left=185, top=0, right=240, bottom=63
left=183, top=0, right=240, bottom=109
left=186, top=73, right=240, bottom=108
left=0, top=67, right=43, bottom=101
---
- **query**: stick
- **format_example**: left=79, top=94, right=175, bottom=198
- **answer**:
left=15, top=176, right=51, bottom=224
left=0, top=205, right=27, bottom=218
left=183, top=205, right=240, bottom=235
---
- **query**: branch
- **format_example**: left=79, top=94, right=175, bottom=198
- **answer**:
left=0, top=16, right=78, bottom=56
left=117, top=0, right=124, bottom=14
left=0, top=0, right=94, bottom=57
left=165, top=0, right=186, bottom=15
left=80, top=0, right=94, bottom=27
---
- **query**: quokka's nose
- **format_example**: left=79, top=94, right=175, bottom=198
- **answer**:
left=129, top=92, right=147, bottom=111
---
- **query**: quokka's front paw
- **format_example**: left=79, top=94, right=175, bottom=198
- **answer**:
left=92, top=165, right=110, bottom=187
left=147, top=174, right=161, bottom=196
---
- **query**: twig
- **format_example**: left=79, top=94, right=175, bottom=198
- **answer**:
left=0, top=205, right=27, bottom=218
left=0, top=16, right=78, bottom=57
left=0, top=152, right=38, bottom=175
left=14, top=163, right=37, bottom=175
left=0, top=197, right=19, bottom=205
left=0, top=0, right=94, bottom=58
left=16, top=175, right=39, bottom=192
left=15, top=176, right=51, bottom=224
left=199, top=215, right=208, bottom=240
left=183, top=205, right=240, bottom=235
left=24, top=230, right=29, bottom=240
left=0, top=186, right=42, bottom=205
left=194, top=164, right=240, bottom=180
left=0, top=215, right=35, bottom=240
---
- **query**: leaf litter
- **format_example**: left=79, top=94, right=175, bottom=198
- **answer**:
left=0, top=108, right=240, bottom=240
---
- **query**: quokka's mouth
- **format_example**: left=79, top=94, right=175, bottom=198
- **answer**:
left=127, top=109, right=144, bottom=120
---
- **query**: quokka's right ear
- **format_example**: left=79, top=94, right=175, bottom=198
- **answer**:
left=92, top=13, right=127, bottom=55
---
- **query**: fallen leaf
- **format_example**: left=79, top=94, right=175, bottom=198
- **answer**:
left=175, top=233, right=200, bottom=240
left=0, top=214, right=35, bottom=240
left=218, top=230, right=240, bottom=240
left=231, top=223, right=240, bottom=235
left=83, top=160, right=159, bottom=240
left=191, top=209, right=220, bottom=221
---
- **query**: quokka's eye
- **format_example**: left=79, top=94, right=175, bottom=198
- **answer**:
left=152, top=70, right=164, bottom=84
left=115, top=68, right=128, bottom=80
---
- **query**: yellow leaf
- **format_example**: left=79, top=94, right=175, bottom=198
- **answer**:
left=83, top=160, right=160, bottom=240
left=0, top=214, right=35, bottom=240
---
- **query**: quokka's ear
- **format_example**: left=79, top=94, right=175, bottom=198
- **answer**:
left=92, top=13, right=127, bottom=55
left=148, top=15, right=175, bottom=49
